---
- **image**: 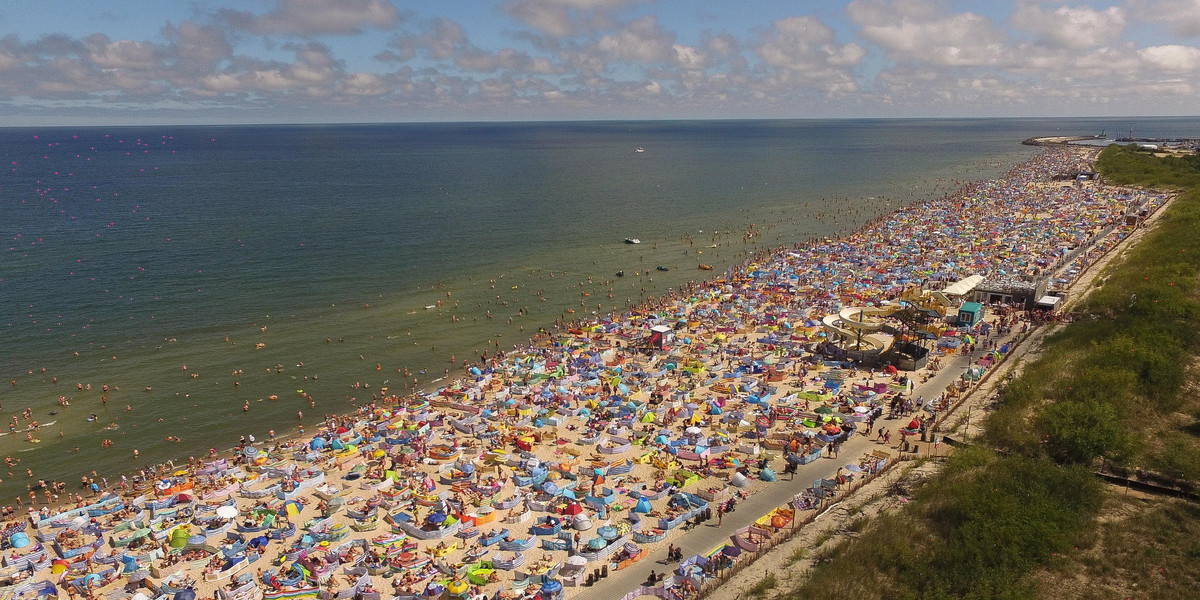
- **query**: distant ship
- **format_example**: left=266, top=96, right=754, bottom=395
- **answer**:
left=624, top=238, right=641, bottom=244
left=635, top=147, right=644, bottom=153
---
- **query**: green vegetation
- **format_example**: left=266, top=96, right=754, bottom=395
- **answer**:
left=1096, top=144, right=1200, bottom=189
left=782, top=546, right=808, bottom=567
left=1035, top=495, right=1200, bottom=599
left=780, top=144, right=1200, bottom=600
left=746, top=572, right=778, bottom=598
left=844, top=514, right=870, bottom=533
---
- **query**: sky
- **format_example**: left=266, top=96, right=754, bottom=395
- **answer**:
left=1, top=0, right=1199, bottom=125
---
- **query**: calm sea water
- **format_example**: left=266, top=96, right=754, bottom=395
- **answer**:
left=1, top=118, right=1195, bottom=500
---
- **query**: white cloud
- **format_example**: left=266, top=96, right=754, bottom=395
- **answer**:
left=755, top=16, right=864, bottom=94
left=84, top=35, right=160, bottom=70
left=1139, top=44, right=1200, bottom=70
left=162, top=22, right=232, bottom=72
left=847, top=0, right=1006, bottom=67
left=503, top=0, right=646, bottom=37
left=0, top=35, right=30, bottom=72
left=4, top=0, right=1200, bottom=121
left=220, top=0, right=400, bottom=36
left=380, top=18, right=547, bottom=75
left=596, top=15, right=675, bottom=63
left=673, top=44, right=707, bottom=69
left=342, top=72, right=387, bottom=96
left=456, top=48, right=531, bottom=72
left=1011, top=2, right=1126, bottom=49
left=197, top=43, right=342, bottom=95
left=1129, top=0, right=1200, bottom=37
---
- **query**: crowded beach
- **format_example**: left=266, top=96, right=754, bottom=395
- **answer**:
left=0, top=146, right=1167, bottom=600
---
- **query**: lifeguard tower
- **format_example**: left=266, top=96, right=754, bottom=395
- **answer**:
left=646, top=325, right=675, bottom=350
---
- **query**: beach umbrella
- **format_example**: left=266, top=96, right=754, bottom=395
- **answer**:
left=216, top=505, right=238, bottom=519
left=447, top=580, right=469, bottom=595
left=685, top=426, right=702, bottom=435
left=70, top=516, right=89, bottom=530
left=541, top=580, right=563, bottom=595
left=566, top=555, right=587, bottom=566
left=174, top=590, right=196, bottom=600
left=427, top=512, right=447, bottom=525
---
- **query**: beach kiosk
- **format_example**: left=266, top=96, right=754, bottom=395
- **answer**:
left=1034, top=295, right=1063, bottom=313
left=957, top=302, right=985, bottom=327
left=647, top=325, right=675, bottom=350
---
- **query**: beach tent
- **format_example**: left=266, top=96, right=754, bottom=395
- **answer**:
left=634, top=496, right=653, bottom=514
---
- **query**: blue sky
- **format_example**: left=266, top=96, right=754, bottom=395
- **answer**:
left=1, top=0, right=1199, bottom=125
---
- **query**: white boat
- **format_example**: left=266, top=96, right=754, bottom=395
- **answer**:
left=624, top=238, right=641, bottom=244
left=635, top=147, right=644, bottom=153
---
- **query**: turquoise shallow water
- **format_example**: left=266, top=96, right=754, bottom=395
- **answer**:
left=0, top=117, right=1196, bottom=501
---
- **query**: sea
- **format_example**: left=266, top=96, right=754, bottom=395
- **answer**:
left=1, top=117, right=1197, bottom=501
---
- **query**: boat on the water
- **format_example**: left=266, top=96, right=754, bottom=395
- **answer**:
left=699, top=264, right=713, bottom=270
left=615, top=271, right=624, bottom=277
left=635, top=147, right=644, bottom=153
left=656, top=266, right=669, bottom=272
left=624, top=238, right=641, bottom=244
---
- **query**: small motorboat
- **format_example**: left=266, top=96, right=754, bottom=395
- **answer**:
left=624, top=238, right=641, bottom=244
left=699, top=264, right=713, bottom=270
left=635, top=147, right=644, bottom=153
left=615, top=271, right=624, bottom=277
left=656, top=266, right=669, bottom=272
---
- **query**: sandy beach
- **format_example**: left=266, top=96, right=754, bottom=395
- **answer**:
left=0, top=145, right=1168, bottom=600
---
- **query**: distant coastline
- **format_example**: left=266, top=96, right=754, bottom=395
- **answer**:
left=1025, top=134, right=1200, bottom=152
left=1022, top=135, right=1106, bottom=146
